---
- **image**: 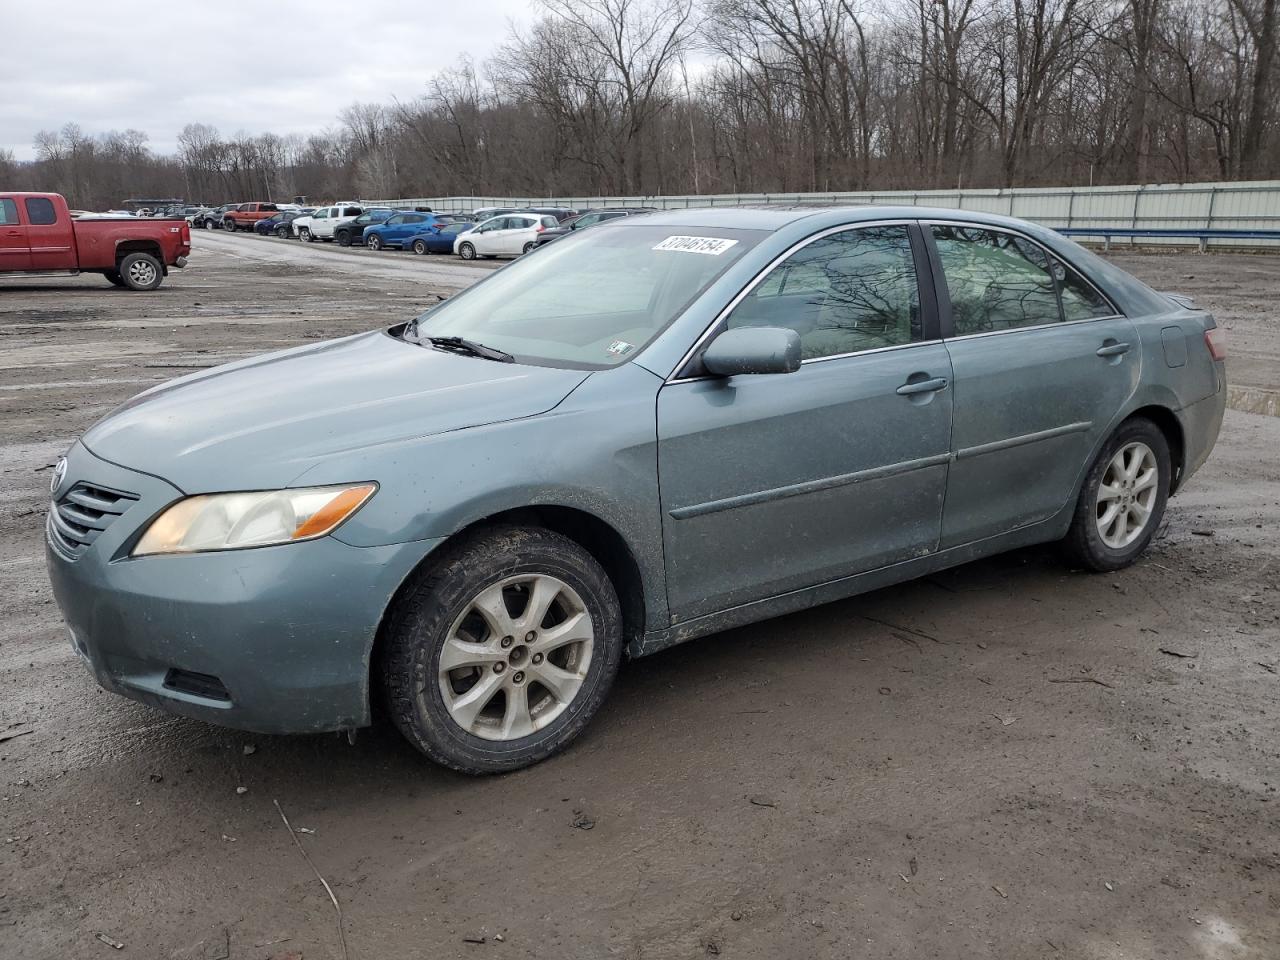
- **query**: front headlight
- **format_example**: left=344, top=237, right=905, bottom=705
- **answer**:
left=132, top=484, right=376, bottom=557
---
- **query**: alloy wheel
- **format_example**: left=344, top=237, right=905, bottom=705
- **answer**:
left=127, top=258, right=158, bottom=287
left=437, top=574, right=594, bottom=741
left=1095, top=441, right=1159, bottom=549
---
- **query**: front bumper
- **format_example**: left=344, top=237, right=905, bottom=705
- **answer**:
left=45, top=442, right=437, bottom=734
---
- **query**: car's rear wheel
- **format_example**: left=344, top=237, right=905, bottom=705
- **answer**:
left=412, top=239, right=427, bottom=255
left=337, top=230, right=351, bottom=247
left=117, top=253, right=163, bottom=291
left=458, top=242, right=476, bottom=260
left=1064, top=417, right=1170, bottom=572
left=382, top=526, right=623, bottom=774
left=522, top=241, right=536, bottom=254
left=367, top=234, right=383, bottom=251
left=203, top=219, right=216, bottom=230
left=275, top=224, right=289, bottom=238
left=298, top=226, right=312, bottom=242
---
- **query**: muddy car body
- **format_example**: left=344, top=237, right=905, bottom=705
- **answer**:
left=46, top=206, right=1225, bottom=772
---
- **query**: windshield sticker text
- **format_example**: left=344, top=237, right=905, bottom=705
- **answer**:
left=652, top=236, right=740, bottom=256
left=607, top=340, right=635, bottom=356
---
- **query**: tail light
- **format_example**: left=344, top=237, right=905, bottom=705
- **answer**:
left=1204, top=327, right=1227, bottom=361
left=535, top=223, right=545, bottom=233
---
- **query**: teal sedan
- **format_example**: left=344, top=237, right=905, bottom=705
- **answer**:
left=46, top=206, right=1225, bottom=773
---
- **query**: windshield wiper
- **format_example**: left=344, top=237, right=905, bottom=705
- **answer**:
left=425, top=335, right=514, bottom=363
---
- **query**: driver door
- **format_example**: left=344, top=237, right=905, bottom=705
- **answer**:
left=656, top=223, right=954, bottom=622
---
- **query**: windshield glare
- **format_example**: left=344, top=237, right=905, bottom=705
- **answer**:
left=410, top=224, right=761, bottom=368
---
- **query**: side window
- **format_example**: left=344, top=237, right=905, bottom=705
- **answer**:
left=386, top=214, right=406, bottom=225
left=25, top=197, right=57, bottom=225
left=343, top=207, right=361, bottom=217
left=0, top=199, right=17, bottom=224
left=1056, top=259, right=1115, bottom=321
left=931, top=225, right=1061, bottom=334
left=406, top=214, right=427, bottom=224
left=725, top=225, right=922, bottom=360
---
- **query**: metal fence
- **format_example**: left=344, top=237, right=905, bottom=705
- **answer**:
left=373, top=179, right=1280, bottom=249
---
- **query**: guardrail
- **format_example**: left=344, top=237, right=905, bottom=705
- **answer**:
left=373, top=179, right=1280, bottom=249
left=1054, top=227, right=1280, bottom=252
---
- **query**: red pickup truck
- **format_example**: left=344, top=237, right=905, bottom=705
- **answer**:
left=222, top=202, right=279, bottom=231
left=0, top=192, right=190, bottom=290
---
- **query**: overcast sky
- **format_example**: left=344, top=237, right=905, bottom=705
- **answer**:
left=0, top=0, right=536, bottom=161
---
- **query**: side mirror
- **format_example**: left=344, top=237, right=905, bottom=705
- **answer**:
left=702, top=326, right=802, bottom=377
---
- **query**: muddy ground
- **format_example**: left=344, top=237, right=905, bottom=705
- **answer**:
left=1, top=235, right=1278, bottom=960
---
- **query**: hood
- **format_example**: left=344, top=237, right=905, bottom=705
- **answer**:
left=83, top=330, right=590, bottom=492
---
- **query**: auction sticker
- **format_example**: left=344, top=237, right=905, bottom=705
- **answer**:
left=652, top=235, right=739, bottom=255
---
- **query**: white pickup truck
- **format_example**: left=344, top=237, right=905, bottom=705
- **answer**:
left=291, top=202, right=364, bottom=242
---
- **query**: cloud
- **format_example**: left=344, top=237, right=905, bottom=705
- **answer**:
left=0, top=0, right=534, bottom=160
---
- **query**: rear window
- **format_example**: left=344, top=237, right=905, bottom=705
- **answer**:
left=25, top=197, right=57, bottom=225
left=541, top=216, right=558, bottom=228
left=0, top=199, right=17, bottom=225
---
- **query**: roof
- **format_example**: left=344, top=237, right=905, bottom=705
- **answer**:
left=619, top=203, right=1051, bottom=233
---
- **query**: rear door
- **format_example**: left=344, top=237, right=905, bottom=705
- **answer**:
left=927, top=222, right=1139, bottom=547
left=656, top=222, right=954, bottom=621
left=23, top=196, right=75, bottom=269
left=0, top=197, right=31, bottom=270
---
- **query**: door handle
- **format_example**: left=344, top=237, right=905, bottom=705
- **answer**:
left=896, top=377, right=949, bottom=396
left=1096, top=342, right=1131, bottom=357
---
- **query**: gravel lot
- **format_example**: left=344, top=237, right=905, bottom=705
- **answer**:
left=2, top=235, right=1277, bottom=959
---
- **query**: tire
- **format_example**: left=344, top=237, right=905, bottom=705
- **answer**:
left=1063, top=417, right=1171, bottom=572
left=104, top=270, right=126, bottom=288
left=298, top=226, right=312, bottom=242
left=458, top=242, right=476, bottom=260
left=336, top=230, right=351, bottom=247
left=367, top=234, right=383, bottom=251
left=275, top=225, right=289, bottom=238
left=412, top=239, right=427, bottom=255
left=203, top=219, right=216, bottom=231
left=382, top=525, right=623, bottom=774
left=117, top=252, right=164, bottom=291
left=223, top=220, right=236, bottom=232
left=522, top=241, right=536, bottom=254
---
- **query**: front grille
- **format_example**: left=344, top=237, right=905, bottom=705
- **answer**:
left=48, top=482, right=139, bottom=559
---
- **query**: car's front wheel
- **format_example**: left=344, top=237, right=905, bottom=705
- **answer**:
left=203, top=219, right=216, bottom=230
left=367, top=234, right=383, bottom=251
left=458, top=242, right=476, bottom=260
left=1064, top=417, right=1171, bottom=572
left=382, top=526, right=623, bottom=774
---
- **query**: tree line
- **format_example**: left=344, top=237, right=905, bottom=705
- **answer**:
left=3, top=0, right=1275, bottom=211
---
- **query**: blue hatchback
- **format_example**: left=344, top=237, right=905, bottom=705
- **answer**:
left=364, top=212, right=458, bottom=251
left=407, top=221, right=475, bottom=255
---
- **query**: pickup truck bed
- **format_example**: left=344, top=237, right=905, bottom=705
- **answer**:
left=1, top=192, right=191, bottom=290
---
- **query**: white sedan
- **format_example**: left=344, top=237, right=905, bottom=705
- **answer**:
left=454, top=213, right=560, bottom=259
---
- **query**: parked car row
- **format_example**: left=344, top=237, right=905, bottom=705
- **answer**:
left=206, top=201, right=660, bottom=260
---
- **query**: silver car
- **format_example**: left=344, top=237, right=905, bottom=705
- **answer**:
left=46, top=206, right=1226, bottom=773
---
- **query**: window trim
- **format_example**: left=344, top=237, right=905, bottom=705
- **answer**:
left=921, top=219, right=1123, bottom=340
left=668, top=219, right=937, bottom=383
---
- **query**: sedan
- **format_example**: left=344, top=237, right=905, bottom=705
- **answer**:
left=408, top=221, right=475, bottom=255
left=46, top=207, right=1225, bottom=774
left=454, top=213, right=560, bottom=259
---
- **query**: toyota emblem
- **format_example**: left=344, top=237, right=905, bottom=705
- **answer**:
left=50, top=457, right=67, bottom=495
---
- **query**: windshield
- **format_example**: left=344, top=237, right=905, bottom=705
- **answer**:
left=408, top=224, right=762, bottom=368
